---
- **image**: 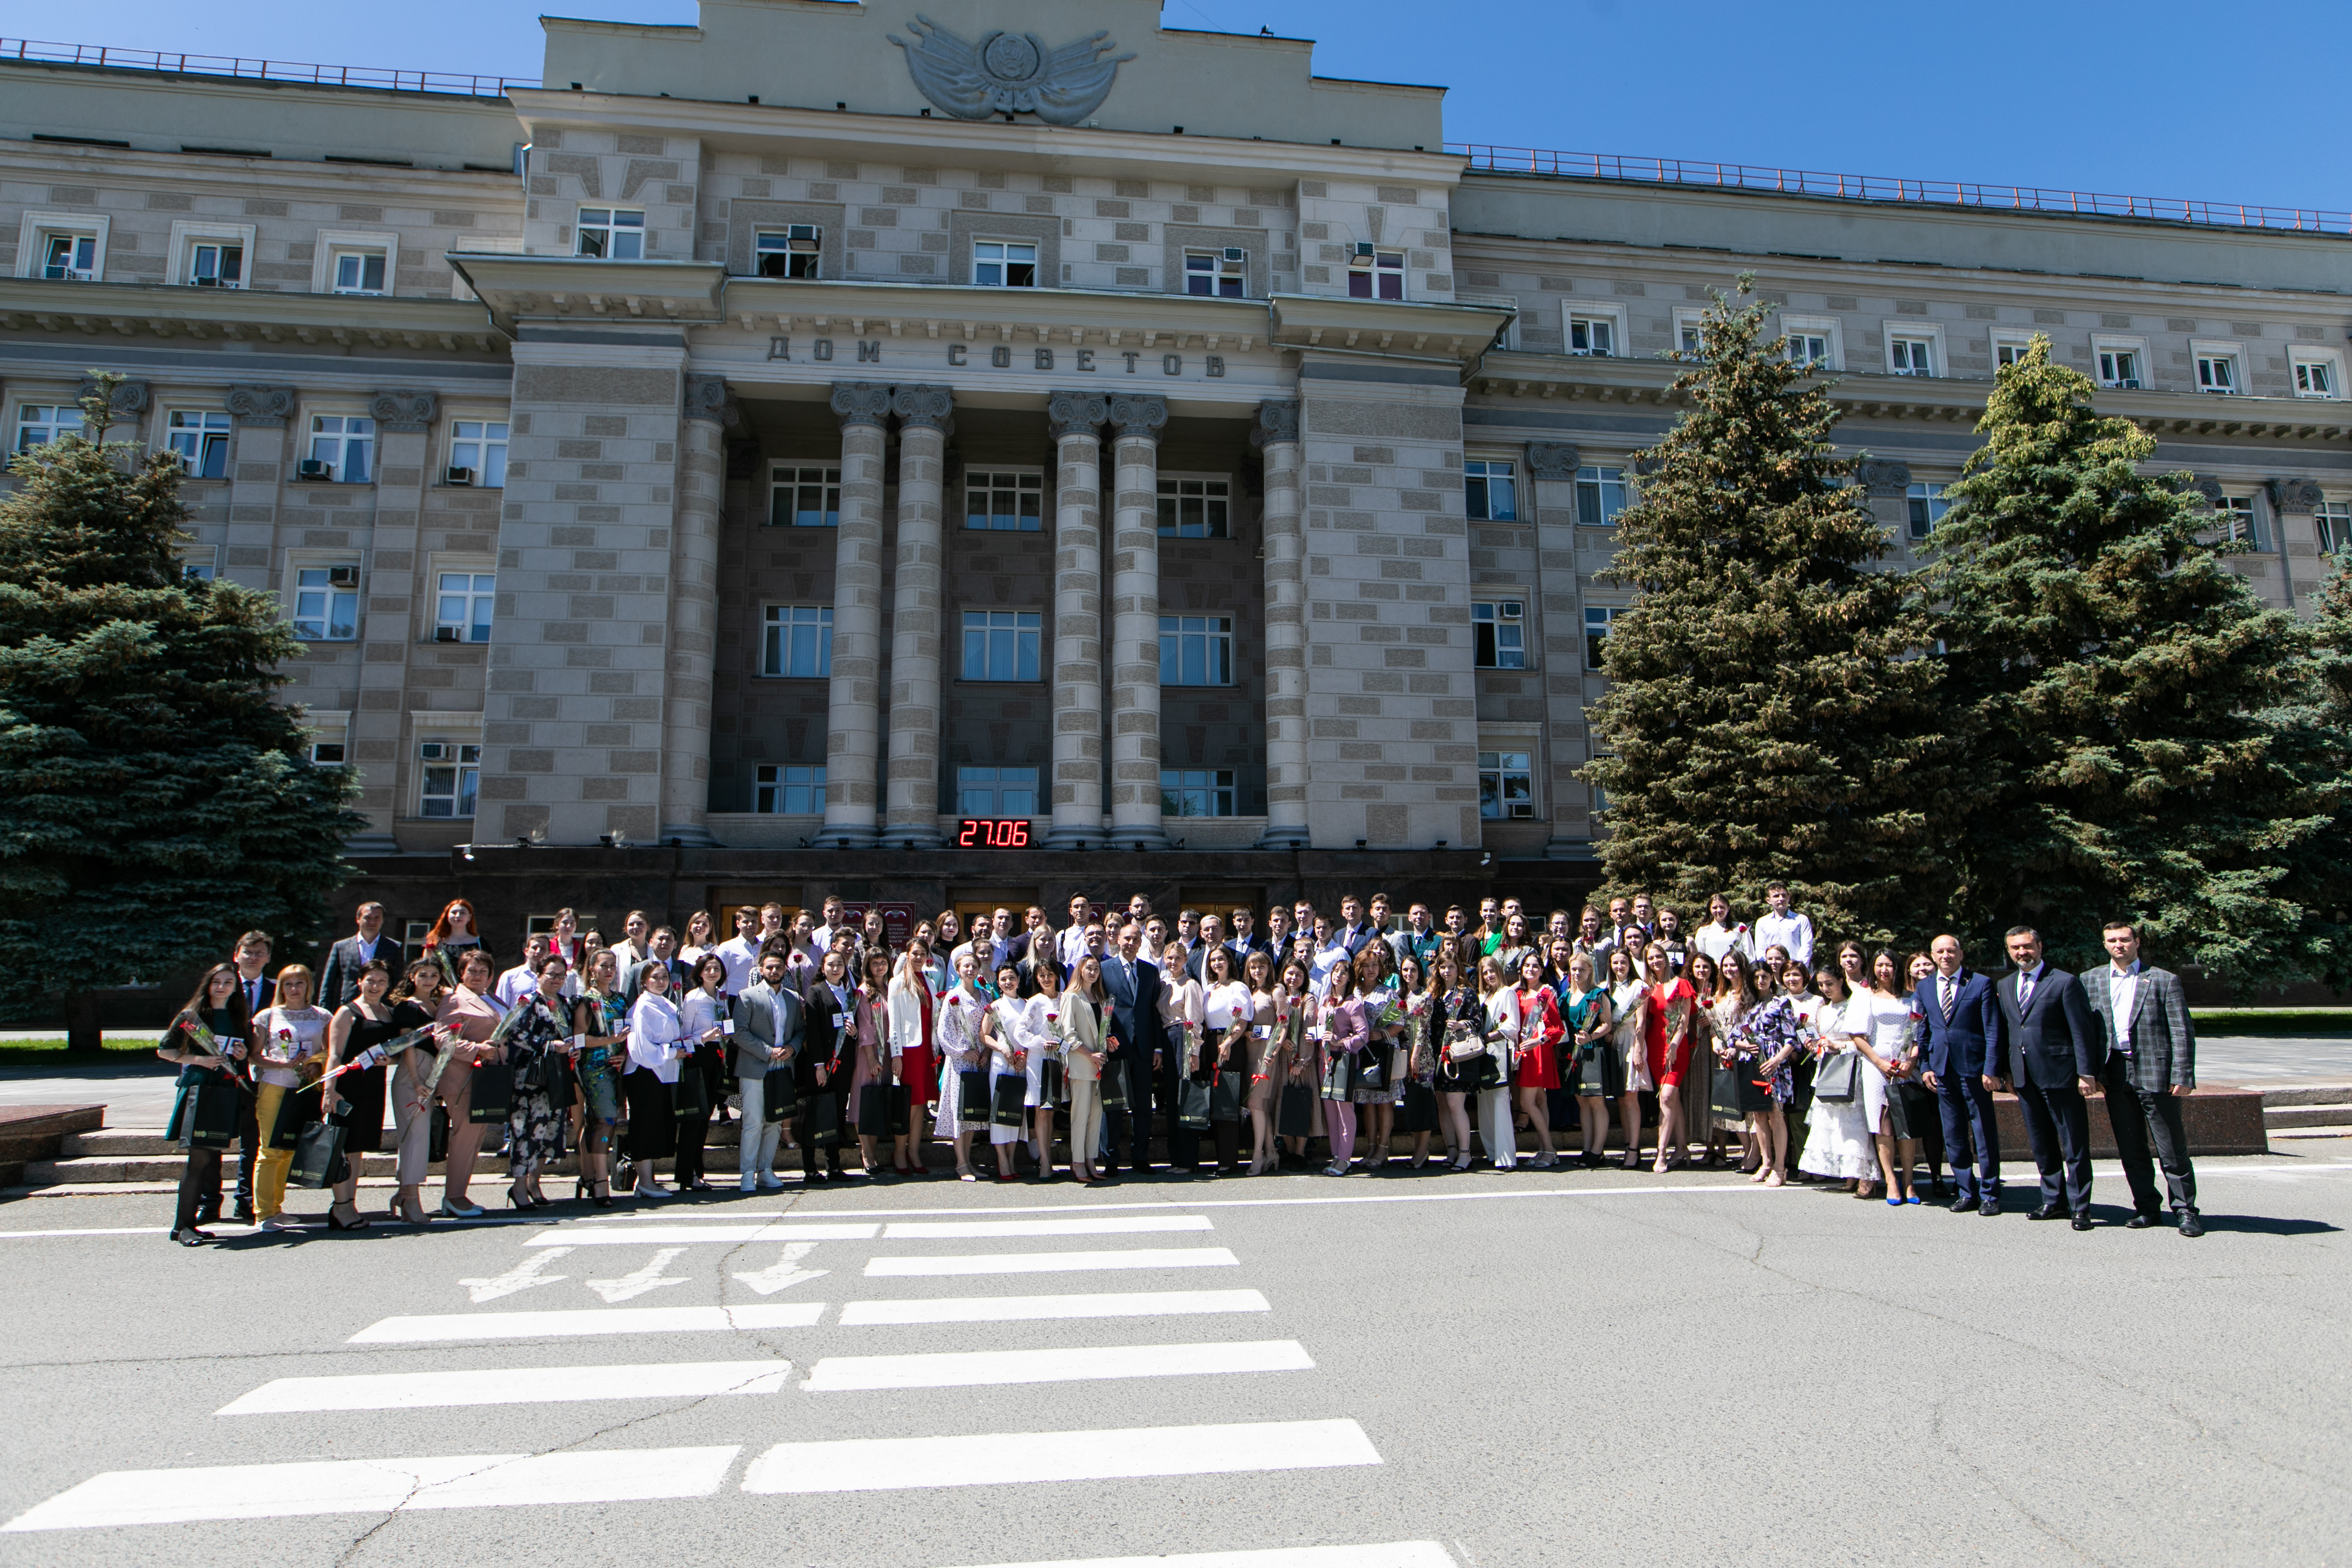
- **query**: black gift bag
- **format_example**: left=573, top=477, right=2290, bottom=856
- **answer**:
left=1709, top=1054, right=1746, bottom=1125
left=428, top=1103, right=451, bottom=1165
left=857, top=1082, right=891, bottom=1136
left=468, top=1060, right=513, bottom=1125
left=289, top=1118, right=347, bottom=1189
left=1177, top=1078, right=1212, bottom=1130
left=990, top=1072, right=1027, bottom=1129
left=1319, top=1049, right=1357, bottom=1101
left=763, top=1069, right=797, bottom=1124
left=1400, top=1080, right=1439, bottom=1134
left=958, top=1068, right=991, bottom=1128
left=1208, top=1070, right=1241, bottom=1123
left=803, top=1090, right=842, bottom=1146
left=183, top=1074, right=243, bottom=1150
left=1041, top=1056, right=1066, bottom=1106
left=1277, top=1081, right=1314, bottom=1137
left=268, top=1083, right=322, bottom=1150
left=1097, top=1065, right=1129, bottom=1113
left=672, top=1059, right=710, bottom=1121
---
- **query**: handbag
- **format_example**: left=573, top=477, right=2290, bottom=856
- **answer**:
left=1400, top=1080, right=1438, bottom=1133
left=613, top=1151, right=638, bottom=1193
left=1815, top=1050, right=1861, bottom=1105
left=1356, top=1046, right=1387, bottom=1093
left=1277, top=1081, right=1314, bottom=1137
left=1176, top=1078, right=1212, bottom=1130
left=510, top=1045, right=547, bottom=1094
left=958, top=1067, right=991, bottom=1128
left=289, top=1117, right=347, bottom=1189
left=467, top=1059, right=513, bottom=1125
left=991, top=1072, right=1027, bottom=1129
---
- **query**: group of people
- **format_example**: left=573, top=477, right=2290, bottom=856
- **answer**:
left=155, top=884, right=2206, bottom=1244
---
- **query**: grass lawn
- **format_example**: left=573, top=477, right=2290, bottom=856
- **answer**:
left=0, top=1040, right=164, bottom=1067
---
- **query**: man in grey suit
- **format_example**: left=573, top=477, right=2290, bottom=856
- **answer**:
left=730, top=950, right=803, bottom=1192
left=1996, top=925, right=2103, bottom=1229
left=2081, top=920, right=2203, bottom=1237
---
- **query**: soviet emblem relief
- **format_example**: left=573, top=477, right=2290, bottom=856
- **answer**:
left=889, top=14, right=1135, bottom=125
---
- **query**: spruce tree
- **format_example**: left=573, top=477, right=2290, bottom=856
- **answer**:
left=0, top=376, right=362, bottom=1048
left=2275, top=550, right=2352, bottom=989
left=1584, top=279, right=1957, bottom=944
left=1928, top=339, right=2327, bottom=985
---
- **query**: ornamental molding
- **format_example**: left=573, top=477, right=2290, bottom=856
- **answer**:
left=829, top=381, right=892, bottom=431
left=224, top=384, right=297, bottom=426
left=76, top=376, right=148, bottom=415
left=891, top=383, right=954, bottom=433
left=367, top=389, right=438, bottom=431
left=1108, top=392, right=1168, bottom=441
left=2188, top=475, right=2226, bottom=506
left=682, top=374, right=737, bottom=426
left=1525, top=440, right=1577, bottom=479
left=1046, top=389, right=1108, bottom=442
left=1857, top=457, right=1912, bottom=497
left=1249, top=399, right=1300, bottom=450
left=2268, top=477, right=2325, bottom=513
left=888, top=15, right=1134, bottom=126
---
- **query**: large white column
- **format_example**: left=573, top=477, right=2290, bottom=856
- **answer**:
left=1252, top=399, right=1309, bottom=848
left=1105, top=392, right=1169, bottom=849
left=818, top=382, right=891, bottom=847
left=658, top=375, right=728, bottom=847
left=1043, top=390, right=1108, bottom=849
left=883, top=383, right=953, bottom=848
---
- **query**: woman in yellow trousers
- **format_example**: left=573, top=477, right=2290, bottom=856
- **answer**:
left=248, top=965, right=329, bottom=1230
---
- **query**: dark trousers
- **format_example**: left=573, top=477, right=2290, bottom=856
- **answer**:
left=1937, top=1074, right=2000, bottom=1203
left=675, top=1104, right=713, bottom=1184
left=1107, top=1048, right=1155, bottom=1170
left=175, top=1146, right=223, bottom=1231
left=2016, top=1076, right=2094, bottom=1214
left=2100, top=1055, right=2197, bottom=1215
left=800, top=1088, right=843, bottom=1178
left=224, top=1094, right=259, bottom=1211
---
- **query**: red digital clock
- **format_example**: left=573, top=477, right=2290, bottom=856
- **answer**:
left=957, top=817, right=1032, bottom=848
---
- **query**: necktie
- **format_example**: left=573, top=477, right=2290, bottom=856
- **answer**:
left=1939, top=975, right=1955, bottom=1021
left=2019, top=968, right=2036, bottom=1010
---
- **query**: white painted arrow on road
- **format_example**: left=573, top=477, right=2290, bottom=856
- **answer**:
left=587, top=1248, right=693, bottom=1304
left=731, top=1242, right=829, bottom=1297
left=459, top=1247, right=574, bottom=1304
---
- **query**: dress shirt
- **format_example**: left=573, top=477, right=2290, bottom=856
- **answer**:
left=1750, top=910, right=1815, bottom=966
left=714, top=935, right=763, bottom=996
left=1690, top=922, right=1744, bottom=963
left=492, top=963, right=539, bottom=1011
left=1058, top=924, right=1093, bottom=970
left=238, top=973, right=268, bottom=1017
left=2108, top=961, right=2142, bottom=1052
left=626, top=993, right=685, bottom=1083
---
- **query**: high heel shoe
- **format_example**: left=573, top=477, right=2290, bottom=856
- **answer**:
left=507, top=1190, right=532, bottom=1211
left=591, top=1182, right=612, bottom=1209
left=439, top=1197, right=484, bottom=1219
left=326, top=1203, right=371, bottom=1231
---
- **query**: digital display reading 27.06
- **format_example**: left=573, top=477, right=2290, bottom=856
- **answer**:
left=957, top=818, right=1032, bottom=847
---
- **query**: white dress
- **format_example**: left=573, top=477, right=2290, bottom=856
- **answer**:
left=1799, top=994, right=1878, bottom=1180
left=932, top=982, right=987, bottom=1138
left=1020, top=994, right=1065, bottom=1107
left=1859, top=989, right=1918, bottom=1133
left=1609, top=980, right=1651, bottom=1092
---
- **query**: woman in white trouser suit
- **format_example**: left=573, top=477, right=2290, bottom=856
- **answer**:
left=1476, top=955, right=1519, bottom=1171
left=933, top=953, right=989, bottom=1181
left=1059, top=957, right=1109, bottom=1184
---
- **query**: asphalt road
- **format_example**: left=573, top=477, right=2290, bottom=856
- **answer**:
left=0, top=1140, right=2347, bottom=1568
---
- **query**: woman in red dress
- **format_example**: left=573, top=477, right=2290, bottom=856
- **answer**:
left=887, top=940, right=939, bottom=1176
left=1644, top=941, right=1700, bottom=1172
left=1510, top=953, right=1565, bottom=1168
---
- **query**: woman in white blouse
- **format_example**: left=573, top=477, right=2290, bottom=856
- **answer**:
left=886, top=944, right=938, bottom=1177
left=1019, top=961, right=1069, bottom=1179
left=1059, top=955, right=1109, bottom=1185
left=1604, top=946, right=1652, bottom=1171
left=1796, top=964, right=1880, bottom=1194
left=249, top=965, right=328, bottom=1230
left=1477, top=955, right=1520, bottom=1172
left=1158, top=937, right=1208, bottom=1171
left=1854, top=954, right=1925, bottom=1204
left=979, top=962, right=1035, bottom=1181
left=934, top=950, right=989, bottom=1181
left=1200, top=944, right=1255, bottom=1177
left=624, top=961, right=688, bottom=1197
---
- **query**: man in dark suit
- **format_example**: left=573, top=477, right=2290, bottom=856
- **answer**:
left=1333, top=895, right=1378, bottom=958
left=1100, top=920, right=1165, bottom=1175
left=2081, top=920, right=2203, bottom=1237
left=1917, top=933, right=2002, bottom=1215
left=1996, top=925, right=2103, bottom=1229
left=318, top=902, right=402, bottom=1010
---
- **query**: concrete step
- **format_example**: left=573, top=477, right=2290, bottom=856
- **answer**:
left=2264, top=1105, right=2352, bottom=1130
left=2250, top=1085, right=2352, bottom=1134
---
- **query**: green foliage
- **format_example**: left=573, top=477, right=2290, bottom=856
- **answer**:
left=0, top=375, right=362, bottom=1016
left=1584, top=278, right=1959, bottom=944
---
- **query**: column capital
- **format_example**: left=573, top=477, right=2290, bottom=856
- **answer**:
left=1046, top=389, right=1109, bottom=442
left=891, top=383, right=954, bottom=432
left=225, top=384, right=297, bottom=427
left=682, top=374, right=737, bottom=426
left=1857, top=457, right=1912, bottom=497
left=829, top=381, right=893, bottom=430
left=2271, top=477, right=2325, bottom=513
left=76, top=376, right=148, bottom=416
left=1248, top=398, right=1300, bottom=450
left=367, top=389, right=439, bottom=432
left=1526, top=440, right=1578, bottom=480
left=1107, top=392, right=1168, bottom=442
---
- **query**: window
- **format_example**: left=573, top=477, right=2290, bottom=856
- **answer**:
left=419, top=742, right=481, bottom=819
left=309, top=738, right=347, bottom=766
left=1161, top=769, right=1237, bottom=817
left=768, top=464, right=841, bottom=527
left=41, top=232, right=99, bottom=281
left=1786, top=331, right=1832, bottom=367
left=1906, top=482, right=1951, bottom=542
left=1347, top=248, right=1404, bottom=301
left=1583, top=605, right=1618, bottom=670
left=183, top=240, right=243, bottom=288
left=292, top=566, right=359, bottom=641
left=1993, top=334, right=2037, bottom=368
left=331, top=250, right=386, bottom=295
left=1156, top=476, right=1230, bottom=538
left=575, top=208, right=645, bottom=260
left=965, top=470, right=1043, bottom=531
left=1185, top=248, right=1246, bottom=298
left=973, top=240, right=1038, bottom=288
left=2317, top=500, right=2350, bottom=554
left=755, top=764, right=827, bottom=814
left=1575, top=465, right=1629, bottom=527
left=1780, top=315, right=1840, bottom=369
left=1464, top=460, right=1517, bottom=522
left=1673, top=309, right=1708, bottom=358
left=1889, top=336, right=1936, bottom=377
left=1159, top=615, right=1234, bottom=686
left=2293, top=354, right=2341, bottom=399
left=435, top=571, right=496, bottom=643
left=2215, top=494, right=2262, bottom=549
left=962, top=610, right=1041, bottom=682
left=1479, top=750, right=1535, bottom=820
left=14, top=402, right=84, bottom=456
left=180, top=546, right=218, bottom=582
left=762, top=605, right=834, bottom=678
left=1567, top=313, right=1617, bottom=357
left=448, top=421, right=508, bottom=487
left=306, top=415, right=374, bottom=482
left=957, top=766, right=1038, bottom=816
left=2195, top=347, right=2241, bottom=394
left=755, top=225, right=822, bottom=279
left=1472, top=600, right=1526, bottom=668
left=166, top=410, right=232, bottom=478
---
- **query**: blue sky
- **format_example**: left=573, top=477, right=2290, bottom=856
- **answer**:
left=6, top=0, right=2346, bottom=213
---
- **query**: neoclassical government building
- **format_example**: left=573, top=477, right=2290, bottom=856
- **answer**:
left=5, top=1, right=2348, bottom=930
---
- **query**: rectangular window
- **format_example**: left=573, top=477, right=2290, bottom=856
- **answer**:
left=962, top=609, right=1041, bottom=682
left=309, top=739, right=347, bottom=766
left=2217, top=495, right=2262, bottom=549
left=754, top=225, right=822, bottom=279
left=13, top=403, right=83, bottom=455
left=1160, top=768, right=1237, bottom=817
left=1784, top=331, right=1833, bottom=368
left=1994, top=336, right=2036, bottom=367
left=1575, top=465, right=1629, bottom=527
left=1347, top=249, right=1404, bottom=300
left=419, top=742, right=481, bottom=819
left=435, top=571, right=495, bottom=643
left=957, top=765, right=1038, bottom=816
left=1478, top=750, right=1535, bottom=820
left=292, top=566, right=359, bottom=641
left=187, top=241, right=243, bottom=287
left=769, top=464, right=842, bottom=527
left=164, top=410, right=232, bottom=478
left=1472, top=600, right=1526, bottom=669
left=2196, top=352, right=2240, bottom=394
left=1906, top=482, right=1951, bottom=542
left=2294, top=357, right=2339, bottom=399
left=1184, top=248, right=1246, bottom=298
left=1674, top=311, right=1707, bottom=357
left=1889, top=336, right=1936, bottom=377
left=331, top=250, right=386, bottom=295
left=1583, top=605, right=1618, bottom=670
left=1155, top=476, right=1230, bottom=537
left=2097, top=348, right=2142, bottom=389
left=973, top=240, right=1038, bottom=288
left=41, top=232, right=99, bottom=280
left=448, top=421, right=508, bottom=488
left=575, top=208, right=645, bottom=260
left=1158, top=615, right=1234, bottom=686
left=2317, top=500, right=2350, bottom=554
left=181, top=550, right=218, bottom=583
left=1464, top=459, right=1517, bottom=522
left=306, top=415, right=374, bottom=483
left=762, top=604, right=834, bottom=678
left=965, top=469, right=1043, bottom=531
left=1566, top=314, right=1616, bottom=356
left=755, top=763, right=827, bottom=814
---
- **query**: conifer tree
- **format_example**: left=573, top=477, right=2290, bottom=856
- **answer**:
left=1584, top=279, right=1957, bottom=943
left=2274, top=550, right=2352, bottom=988
left=0, top=376, right=362, bottom=1048
left=1928, top=340, right=2327, bottom=985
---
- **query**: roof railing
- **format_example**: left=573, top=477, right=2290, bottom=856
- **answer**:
left=0, top=36, right=536, bottom=98
left=1448, top=143, right=2351, bottom=238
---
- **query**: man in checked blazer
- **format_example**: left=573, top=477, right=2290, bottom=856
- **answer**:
left=2080, top=920, right=2203, bottom=1237
left=1996, top=925, right=2103, bottom=1229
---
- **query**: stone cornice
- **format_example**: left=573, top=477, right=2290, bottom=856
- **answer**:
left=1266, top=293, right=1515, bottom=364
left=0, top=276, right=505, bottom=352
left=446, top=254, right=727, bottom=337
left=713, top=276, right=1272, bottom=352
